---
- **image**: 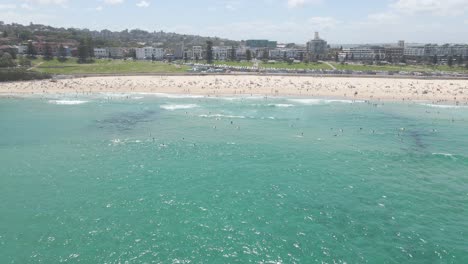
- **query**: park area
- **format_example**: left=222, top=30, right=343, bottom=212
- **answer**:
left=31, top=58, right=190, bottom=74
left=17, top=57, right=468, bottom=76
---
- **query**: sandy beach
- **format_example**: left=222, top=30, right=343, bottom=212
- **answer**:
left=1, top=75, right=468, bottom=104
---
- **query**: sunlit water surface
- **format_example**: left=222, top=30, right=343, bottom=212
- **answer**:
left=0, top=94, right=467, bottom=263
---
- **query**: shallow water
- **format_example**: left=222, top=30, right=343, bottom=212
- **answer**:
left=0, top=94, right=467, bottom=263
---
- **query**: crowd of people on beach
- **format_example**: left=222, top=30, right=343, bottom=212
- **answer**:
left=1, top=75, right=467, bottom=105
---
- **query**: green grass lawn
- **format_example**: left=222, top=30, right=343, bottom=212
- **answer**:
left=188, top=60, right=330, bottom=70
left=174, top=60, right=255, bottom=67
left=330, top=62, right=468, bottom=73
left=260, top=62, right=332, bottom=70
left=32, top=58, right=190, bottom=74
left=212, top=61, right=255, bottom=67
left=28, top=58, right=468, bottom=75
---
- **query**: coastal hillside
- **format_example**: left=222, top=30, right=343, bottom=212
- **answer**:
left=0, top=22, right=240, bottom=48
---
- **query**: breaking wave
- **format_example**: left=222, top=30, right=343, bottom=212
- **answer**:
left=288, top=99, right=363, bottom=105
left=49, top=100, right=89, bottom=105
left=160, top=104, right=199, bottom=110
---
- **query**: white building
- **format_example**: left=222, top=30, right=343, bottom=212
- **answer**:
left=15, top=45, right=28, bottom=54
left=192, top=46, right=203, bottom=59
left=436, top=45, right=452, bottom=57
left=94, top=48, right=109, bottom=58
left=136, top=47, right=164, bottom=60
left=403, top=45, right=468, bottom=58
left=269, top=49, right=286, bottom=59
left=341, top=48, right=374, bottom=60
left=213, top=46, right=230, bottom=60
left=269, top=49, right=305, bottom=60
left=93, top=47, right=125, bottom=58
left=403, top=47, right=425, bottom=57
left=451, top=45, right=468, bottom=57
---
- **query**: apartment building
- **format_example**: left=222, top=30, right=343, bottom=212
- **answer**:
left=94, top=48, right=109, bottom=58
left=212, top=46, right=230, bottom=60
left=136, top=47, right=164, bottom=60
left=269, top=49, right=306, bottom=60
left=384, top=47, right=404, bottom=61
left=403, top=44, right=468, bottom=58
left=93, top=47, right=125, bottom=58
left=192, top=46, right=203, bottom=59
left=341, top=47, right=374, bottom=60
left=403, top=46, right=425, bottom=57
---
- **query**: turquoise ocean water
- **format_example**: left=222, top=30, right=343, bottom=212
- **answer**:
left=0, top=94, right=467, bottom=263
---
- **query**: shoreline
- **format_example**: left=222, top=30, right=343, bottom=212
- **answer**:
left=53, top=72, right=468, bottom=81
left=1, top=75, right=467, bottom=105
left=3, top=72, right=468, bottom=84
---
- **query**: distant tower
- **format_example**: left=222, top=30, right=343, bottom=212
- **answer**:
left=398, top=40, right=405, bottom=48
left=307, top=32, right=328, bottom=60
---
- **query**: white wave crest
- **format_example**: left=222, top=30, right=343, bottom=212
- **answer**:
left=212, top=96, right=266, bottom=101
left=199, top=114, right=246, bottom=119
left=98, top=92, right=204, bottom=99
left=432, top=152, right=454, bottom=157
left=160, top=104, right=199, bottom=110
left=98, top=93, right=132, bottom=98
left=288, top=99, right=363, bottom=105
left=49, top=100, right=89, bottom=105
left=421, top=104, right=466, bottom=109
left=152, top=93, right=205, bottom=99
left=269, top=104, right=295, bottom=108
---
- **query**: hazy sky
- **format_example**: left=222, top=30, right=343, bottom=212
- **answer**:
left=1, top=0, right=468, bottom=44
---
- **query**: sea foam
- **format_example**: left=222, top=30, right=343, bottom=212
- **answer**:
left=160, top=104, right=199, bottom=110
left=98, top=92, right=205, bottom=99
left=49, top=100, right=89, bottom=105
left=288, top=99, right=363, bottom=105
left=151, top=93, right=205, bottom=99
left=212, top=95, right=266, bottom=101
left=269, top=104, right=295, bottom=108
left=432, top=153, right=455, bottom=157
left=199, top=114, right=246, bottom=119
left=420, top=103, right=467, bottom=109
